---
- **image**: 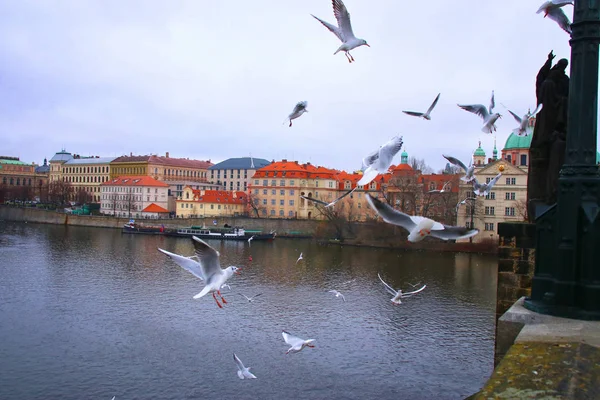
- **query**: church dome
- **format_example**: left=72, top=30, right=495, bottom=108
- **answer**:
left=474, top=145, right=486, bottom=157
left=504, top=132, right=533, bottom=150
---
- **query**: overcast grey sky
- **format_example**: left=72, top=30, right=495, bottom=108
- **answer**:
left=0, top=0, right=591, bottom=172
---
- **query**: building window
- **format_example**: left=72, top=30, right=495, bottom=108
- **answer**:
left=279, top=210, right=284, bottom=216
left=506, top=177, right=516, bottom=185
left=271, top=199, right=275, bottom=205
left=520, top=154, right=527, bottom=166
left=270, top=209, right=275, bottom=216
left=280, top=190, right=285, bottom=196
left=290, top=189, right=295, bottom=196
left=280, top=199, right=284, bottom=206
left=288, top=211, right=294, bottom=217
left=271, top=180, right=276, bottom=186
left=290, top=180, right=295, bottom=186
left=289, top=200, right=294, bottom=206
left=466, top=221, right=473, bottom=229
left=263, top=199, right=267, bottom=205
left=271, top=189, right=276, bottom=195
left=485, top=223, right=495, bottom=231
left=505, top=192, right=516, bottom=200
left=484, top=206, right=495, bottom=215
left=263, top=180, right=268, bottom=186
left=280, top=180, right=285, bottom=187
left=263, top=189, right=267, bottom=195
left=485, top=192, right=496, bottom=200
left=505, top=207, right=515, bottom=216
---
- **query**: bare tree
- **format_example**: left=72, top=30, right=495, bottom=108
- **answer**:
left=385, top=174, right=421, bottom=214
left=514, top=199, right=528, bottom=221
left=48, top=180, right=73, bottom=206
left=409, top=156, right=433, bottom=174
left=247, top=192, right=266, bottom=218
left=76, top=188, right=91, bottom=205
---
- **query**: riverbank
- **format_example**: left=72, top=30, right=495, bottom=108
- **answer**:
left=0, top=205, right=497, bottom=254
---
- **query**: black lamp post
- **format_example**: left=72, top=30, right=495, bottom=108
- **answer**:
left=524, top=0, right=600, bottom=320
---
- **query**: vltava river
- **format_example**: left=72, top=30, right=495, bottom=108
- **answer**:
left=0, top=222, right=497, bottom=400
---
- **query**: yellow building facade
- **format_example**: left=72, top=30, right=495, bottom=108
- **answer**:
left=175, top=187, right=248, bottom=218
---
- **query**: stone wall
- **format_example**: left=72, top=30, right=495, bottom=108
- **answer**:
left=494, top=222, right=536, bottom=365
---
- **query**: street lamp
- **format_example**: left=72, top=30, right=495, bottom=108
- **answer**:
left=524, top=1, right=600, bottom=320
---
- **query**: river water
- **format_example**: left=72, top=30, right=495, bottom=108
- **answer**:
left=0, top=222, right=497, bottom=400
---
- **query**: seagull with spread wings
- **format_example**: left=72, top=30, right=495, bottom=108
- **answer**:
left=285, top=101, right=308, bottom=127
left=311, top=0, right=370, bottom=63
left=238, top=293, right=263, bottom=303
left=472, top=173, right=503, bottom=197
left=428, top=181, right=452, bottom=194
left=366, top=194, right=479, bottom=242
left=537, top=0, right=573, bottom=34
left=233, top=353, right=257, bottom=379
left=443, top=154, right=475, bottom=183
left=357, top=135, right=404, bottom=186
left=282, top=331, right=315, bottom=354
left=458, top=91, right=502, bottom=134
left=301, top=188, right=356, bottom=208
left=328, top=290, right=346, bottom=301
left=378, top=273, right=426, bottom=305
left=402, top=93, right=441, bottom=121
left=508, top=104, right=543, bottom=137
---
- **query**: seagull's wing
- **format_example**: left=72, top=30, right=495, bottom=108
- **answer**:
left=328, top=187, right=356, bottom=206
left=547, top=7, right=572, bottom=33
left=508, top=110, right=522, bottom=123
left=402, top=110, right=425, bottom=117
left=458, top=104, right=490, bottom=121
left=301, top=195, right=329, bottom=207
left=486, top=173, right=503, bottom=190
left=253, top=293, right=263, bottom=299
left=233, top=353, right=246, bottom=371
left=551, top=0, right=574, bottom=6
left=537, top=1, right=551, bottom=14
left=409, top=216, right=445, bottom=230
left=158, top=248, right=205, bottom=280
left=192, top=236, right=222, bottom=280
left=489, top=91, right=496, bottom=114
left=378, top=273, right=399, bottom=296
left=328, top=290, right=339, bottom=295
left=429, top=225, right=480, bottom=241
left=332, top=0, right=356, bottom=41
left=530, top=103, right=543, bottom=116
left=378, top=136, right=404, bottom=169
left=403, top=284, right=427, bottom=296
left=311, top=14, right=344, bottom=42
left=426, top=93, right=441, bottom=115
left=443, top=154, right=468, bottom=173
left=282, top=331, right=305, bottom=347
left=366, top=194, right=417, bottom=231
left=291, top=101, right=307, bottom=115
left=361, top=148, right=380, bottom=171
left=238, top=293, right=251, bottom=301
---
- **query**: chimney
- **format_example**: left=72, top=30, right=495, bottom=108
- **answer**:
left=166, top=152, right=170, bottom=158
left=130, top=152, right=133, bottom=157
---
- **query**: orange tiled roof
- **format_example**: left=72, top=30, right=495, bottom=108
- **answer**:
left=101, top=176, right=169, bottom=187
left=393, top=163, right=413, bottom=171
left=148, top=155, right=213, bottom=169
left=336, top=171, right=391, bottom=190
left=185, top=189, right=247, bottom=205
left=142, top=203, right=169, bottom=213
left=253, top=160, right=338, bottom=179
left=112, top=155, right=151, bottom=163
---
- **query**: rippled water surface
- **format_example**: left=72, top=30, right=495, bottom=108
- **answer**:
left=0, top=222, right=497, bottom=400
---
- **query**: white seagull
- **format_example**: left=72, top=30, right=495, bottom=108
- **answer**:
left=537, top=1, right=573, bottom=34
left=455, top=197, right=469, bottom=213
left=296, top=252, right=304, bottom=264
left=508, top=104, right=543, bottom=137
left=458, top=91, right=502, bottom=134
left=472, top=173, right=503, bottom=197
left=238, top=293, right=263, bottom=303
left=328, top=290, right=346, bottom=301
left=378, top=273, right=426, bottom=305
left=366, top=194, right=479, bottom=242
left=192, top=237, right=240, bottom=308
left=428, top=181, right=452, bottom=194
left=247, top=235, right=255, bottom=245
left=443, top=154, right=475, bottom=183
left=357, top=135, right=404, bottom=186
left=301, top=188, right=356, bottom=208
left=402, top=93, right=441, bottom=121
left=285, top=101, right=308, bottom=127
left=311, top=0, right=370, bottom=63
left=282, top=331, right=315, bottom=354
left=233, top=353, right=257, bottom=379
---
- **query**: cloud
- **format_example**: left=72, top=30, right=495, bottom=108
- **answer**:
left=0, top=0, right=583, bottom=171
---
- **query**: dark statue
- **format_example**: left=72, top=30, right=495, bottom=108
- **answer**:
left=527, top=51, right=569, bottom=222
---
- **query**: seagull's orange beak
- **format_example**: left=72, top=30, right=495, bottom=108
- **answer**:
left=365, top=44, right=371, bottom=47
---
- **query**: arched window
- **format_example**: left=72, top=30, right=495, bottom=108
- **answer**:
left=16, top=178, right=20, bottom=185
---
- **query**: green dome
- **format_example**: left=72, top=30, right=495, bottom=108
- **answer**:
left=401, top=150, right=408, bottom=157
left=474, top=146, right=486, bottom=157
left=504, top=132, right=533, bottom=150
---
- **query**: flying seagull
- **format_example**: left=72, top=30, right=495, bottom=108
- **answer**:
left=189, top=236, right=240, bottom=308
left=443, top=155, right=475, bottom=183
left=285, top=101, right=308, bottom=127
left=472, top=173, right=502, bottom=197
left=328, top=290, right=346, bottom=301
left=357, top=135, right=404, bottom=186
left=282, top=331, right=315, bottom=354
left=458, top=91, right=501, bottom=134
left=428, top=181, right=452, bottom=194
left=233, top=353, right=257, bottom=379
left=508, top=104, right=543, bottom=137
left=301, top=188, right=356, bottom=208
left=311, top=0, right=370, bottom=63
left=296, top=252, right=304, bottom=264
left=238, top=293, right=263, bottom=303
left=537, top=0, right=573, bottom=34
left=366, top=194, right=479, bottom=242
left=247, top=235, right=255, bottom=245
left=402, top=93, right=441, bottom=120
left=378, top=273, right=426, bottom=305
